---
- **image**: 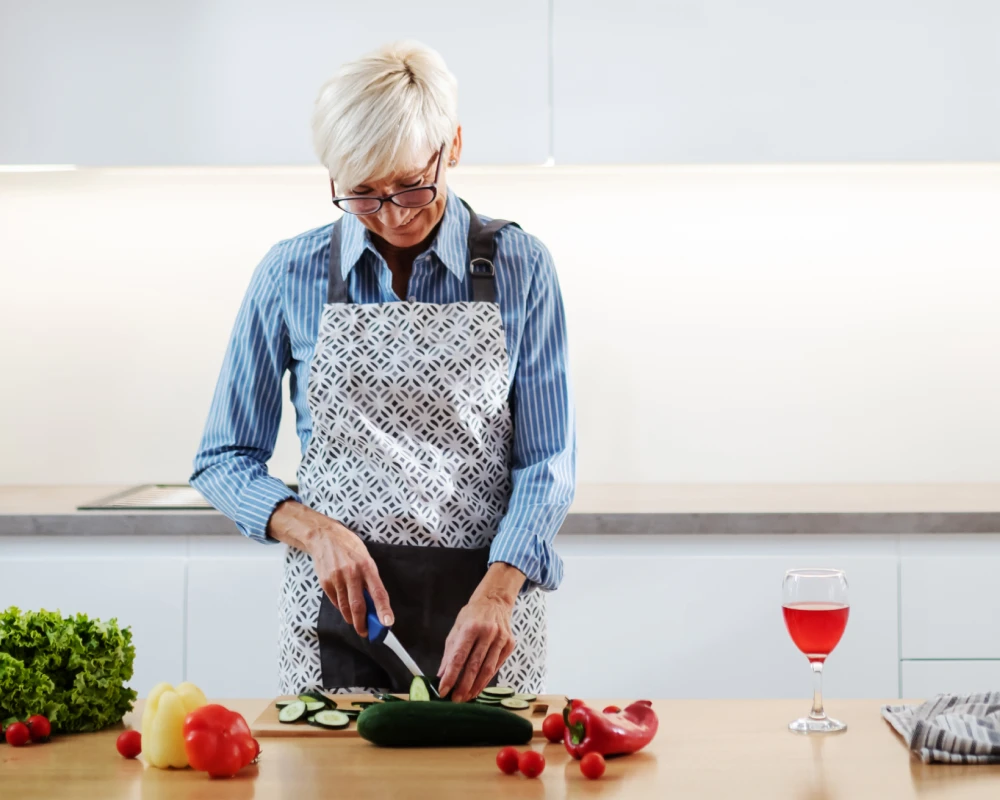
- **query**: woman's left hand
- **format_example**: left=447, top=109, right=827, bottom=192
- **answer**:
left=437, top=564, right=525, bottom=703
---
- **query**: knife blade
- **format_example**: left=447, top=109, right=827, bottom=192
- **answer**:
left=363, top=589, right=439, bottom=697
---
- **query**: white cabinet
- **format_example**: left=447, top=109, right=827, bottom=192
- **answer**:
left=902, top=661, right=1000, bottom=699
left=900, top=535, right=1000, bottom=659
left=0, top=1, right=549, bottom=166
left=552, top=0, right=1000, bottom=163
left=546, top=535, right=899, bottom=699
left=186, top=538, right=285, bottom=698
left=0, top=539, right=187, bottom=699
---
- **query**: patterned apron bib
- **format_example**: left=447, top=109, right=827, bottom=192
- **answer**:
left=277, top=200, right=546, bottom=695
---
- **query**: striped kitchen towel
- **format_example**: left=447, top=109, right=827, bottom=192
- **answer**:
left=882, top=692, right=1000, bottom=764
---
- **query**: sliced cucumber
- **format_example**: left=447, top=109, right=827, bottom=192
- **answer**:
left=514, top=693, right=537, bottom=702
left=275, top=700, right=293, bottom=708
left=409, top=675, right=432, bottom=702
left=374, top=692, right=405, bottom=703
left=353, top=701, right=380, bottom=709
left=341, top=708, right=361, bottom=718
left=278, top=701, right=308, bottom=723
left=298, top=693, right=327, bottom=705
left=475, top=698, right=501, bottom=705
left=481, top=686, right=516, bottom=698
left=313, top=710, right=351, bottom=730
left=305, top=701, right=327, bottom=712
left=500, top=698, right=530, bottom=711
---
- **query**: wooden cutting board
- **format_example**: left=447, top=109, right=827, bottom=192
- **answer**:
left=251, top=694, right=568, bottom=739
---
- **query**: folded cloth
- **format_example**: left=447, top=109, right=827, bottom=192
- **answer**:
left=882, top=693, right=1000, bottom=764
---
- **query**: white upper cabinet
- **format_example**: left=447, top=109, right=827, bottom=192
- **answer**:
left=552, top=0, right=1000, bottom=163
left=0, top=1, right=549, bottom=166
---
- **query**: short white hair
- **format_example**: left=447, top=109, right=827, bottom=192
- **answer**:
left=312, top=41, right=459, bottom=190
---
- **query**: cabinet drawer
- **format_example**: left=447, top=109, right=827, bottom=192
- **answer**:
left=902, top=661, right=1000, bottom=699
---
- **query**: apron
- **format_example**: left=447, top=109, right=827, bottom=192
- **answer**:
left=277, top=200, right=547, bottom=696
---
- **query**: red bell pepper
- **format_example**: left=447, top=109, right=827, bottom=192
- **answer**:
left=183, top=704, right=260, bottom=778
left=563, top=699, right=658, bottom=759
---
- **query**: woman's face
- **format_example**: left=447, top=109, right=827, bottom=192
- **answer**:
left=339, top=129, right=462, bottom=249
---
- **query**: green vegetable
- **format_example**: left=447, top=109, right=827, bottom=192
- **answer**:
left=409, top=675, right=431, bottom=701
left=278, top=701, right=307, bottom=723
left=0, top=607, right=137, bottom=733
left=357, top=701, right=533, bottom=747
left=500, top=698, right=530, bottom=710
left=312, top=710, right=350, bottom=729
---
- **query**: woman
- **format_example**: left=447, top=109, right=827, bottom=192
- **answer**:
left=191, top=41, right=575, bottom=703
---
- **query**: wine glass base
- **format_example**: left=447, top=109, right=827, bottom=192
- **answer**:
left=788, top=716, right=847, bottom=734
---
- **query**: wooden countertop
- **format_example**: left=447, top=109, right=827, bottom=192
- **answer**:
left=4, top=698, right=1000, bottom=799
left=3, top=484, right=1000, bottom=536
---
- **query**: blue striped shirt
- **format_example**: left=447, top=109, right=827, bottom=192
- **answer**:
left=191, top=190, right=575, bottom=591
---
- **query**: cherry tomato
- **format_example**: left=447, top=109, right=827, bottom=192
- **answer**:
left=542, top=713, right=565, bottom=743
left=518, top=750, right=545, bottom=778
left=603, top=705, right=621, bottom=714
left=116, top=729, right=142, bottom=759
left=580, top=752, right=606, bottom=780
left=570, top=699, right=586, bottom=711
left=496, top=746, right=520, bottom=775
left=26, top=715, right=51, bottom=742
left=5, top=722, right=30, bottom=747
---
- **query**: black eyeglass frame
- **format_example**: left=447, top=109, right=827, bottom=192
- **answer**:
left=331, top=144, right=446, bottom=216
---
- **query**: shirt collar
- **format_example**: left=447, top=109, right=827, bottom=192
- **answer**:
left=337, top=188, right=468, bottom=281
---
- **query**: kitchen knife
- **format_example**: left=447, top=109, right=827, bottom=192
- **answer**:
left=363, top=589, right=440, bottom=697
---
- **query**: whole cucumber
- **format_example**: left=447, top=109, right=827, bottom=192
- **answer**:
left=356, top=701, right=533, bottom=747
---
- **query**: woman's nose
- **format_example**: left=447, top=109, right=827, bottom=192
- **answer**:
left=379, top=201, right=409, bottom=228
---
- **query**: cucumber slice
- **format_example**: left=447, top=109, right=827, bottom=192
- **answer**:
left=353, top=701, right=380, bottom=708
left=514, top=693, right=537, bottom=702
left=374, top=692, right=405, bottom=703
left=275, top=700, right=292, bottom=708
left=305, top=701, right=327, bottom=712
left=298, top=693, right=327, bottom=705
left=475, top=698, right=501, bottom=705
left=481, top=686, right=516, bottom=698
left=313, top=710, right=351, bottom=730
left=341, top=709, right=361, bottom=718
left=500, top=698, right=530, bottom=711
left=278, top=701, right=308, bottom=723
left=409, top=675, right=431, bottom=702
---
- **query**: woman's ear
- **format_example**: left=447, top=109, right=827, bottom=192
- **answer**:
left=448, top=125, right=463, bottom=167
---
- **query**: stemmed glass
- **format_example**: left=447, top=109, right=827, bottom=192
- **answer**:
left=782, top=568, right=850, bottom=733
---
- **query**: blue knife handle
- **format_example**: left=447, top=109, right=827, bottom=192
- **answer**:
left=364, top=589, right=390, bottom=644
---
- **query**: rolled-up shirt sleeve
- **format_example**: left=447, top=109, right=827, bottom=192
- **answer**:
left=489, top=241, right=576, bottom=591
left=190, top=244, right=300, bottom=542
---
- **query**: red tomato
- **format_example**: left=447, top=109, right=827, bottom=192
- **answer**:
left=603, top=705, right=621, bottom=714
left=26, top=715, right=51, bottom=742
left=580, top=752, right=606, bottom=780
left=116, top=730, right=142, bottom=759
left=518, top=750, right=545, bottom=778
left=5, top=722, right=30, bottom=747
left=542, top=713, right=565, bottom=743
left=496, top=746, right=520, bottom=775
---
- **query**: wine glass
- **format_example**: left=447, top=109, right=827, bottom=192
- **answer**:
left=782, top=568, right=850, bottom=733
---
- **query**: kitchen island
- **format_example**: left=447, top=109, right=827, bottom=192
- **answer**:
left=4, top=698, right=1000, bottom=799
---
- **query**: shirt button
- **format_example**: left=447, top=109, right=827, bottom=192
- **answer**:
left=408, top=296, right=417, bottom=302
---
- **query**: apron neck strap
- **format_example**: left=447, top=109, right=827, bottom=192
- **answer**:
left=326, top=199, right=520, bottom=305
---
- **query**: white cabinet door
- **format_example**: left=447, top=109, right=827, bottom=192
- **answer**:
left=186, top=538, right=285, bottom=699
left=0, top=1, right=549, bottom=166
left=546, top=536, right=898, bottom=699
left=0, top=556, right=186, bottom=700
left=900, top=535, right=1000, bottom=659
left=552, top=0, right=1000, bottom=163
left=902, top=661, right=1000, bottom=699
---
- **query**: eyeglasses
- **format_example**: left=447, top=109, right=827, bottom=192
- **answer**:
left=332, top=144, right=445, bottom=216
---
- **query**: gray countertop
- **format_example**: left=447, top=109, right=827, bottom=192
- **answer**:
left=3, top=484, right=1000, bottom=536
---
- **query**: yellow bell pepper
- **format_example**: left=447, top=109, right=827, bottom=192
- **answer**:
left=140, top=682, right=208, bottom=768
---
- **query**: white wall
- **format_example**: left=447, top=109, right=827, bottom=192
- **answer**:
left=1, top=164, right=999, bottom=484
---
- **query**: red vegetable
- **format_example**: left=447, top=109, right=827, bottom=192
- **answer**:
left=26, top=715, right=51, bottom=743
left=183, top=704, right=259, bottom=778
left=496, top=746, right=520, bottom=775
left=116, top=730, right=142, bottom=759
left=602, top=705, right=621, bottom=714
left=563, top=699, right=658, bottom=759
left=542, top=713, right=565, bottom=743
left=518, top=750, right=545, bottom=778
left=5, top=722, right=30, bottom=747
left=580, top=752, right=606, bottom=780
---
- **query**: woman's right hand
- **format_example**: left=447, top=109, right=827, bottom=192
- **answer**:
left=267, top=500, right=394, bottom=638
